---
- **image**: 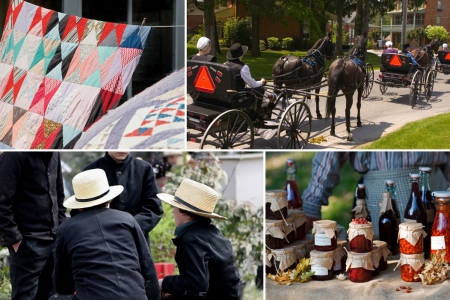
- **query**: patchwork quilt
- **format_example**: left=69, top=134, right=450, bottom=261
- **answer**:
left=0, top=0, right=150, bottom=149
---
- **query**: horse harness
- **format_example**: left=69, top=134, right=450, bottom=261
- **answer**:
left=339, top=53, right=366, bottom=88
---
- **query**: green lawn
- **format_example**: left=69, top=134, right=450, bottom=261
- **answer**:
left=187, top=44, right=381, bottom=80
left=362, top=112, right=450, bottom=149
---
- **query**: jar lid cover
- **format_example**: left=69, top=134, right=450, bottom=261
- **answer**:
left=399, top=222, right=424, bottom=230
left=266, top=189, right=286, bottom=197
left=313, top=220, right=336, bottom=228
left=266, top=219, right=285, bottom=228
left=432, top=191, right=450, bottom=198
left=265, top=190, right=288, bottom=211
left=310, top=249, right=334, bottom=258
left=373, top=240, right=387, bottom=248
left=347, top=251, right=373, bottom=260
left=288, top=209, right=305, bottom=217
left=385, top=179, right=395, bottom=184
left=271, top=247, right=294, bottom=255
left=337, top=239, right=347, bottom=247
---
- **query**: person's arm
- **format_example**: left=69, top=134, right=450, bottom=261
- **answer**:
left=0, top=153, right=23, bottom=247
left=55, top=153, right=67, bottom=225
left=301, top=152, right=349, bottom=230
left=408, top=53, right=419, bottom=66
left=53, top=229, right=75, bottom=295
left=240, top=64, right=264, bottom=88
left=162, top=238, right=210, bottom=295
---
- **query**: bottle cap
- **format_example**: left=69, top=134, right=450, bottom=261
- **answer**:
left=409, top=173, right=420, bottom=179
left=385, top=179, right=395, bottom=185
left=419, top=166, right=431, bottom=172
left=284, top=159, right=297, bottom=174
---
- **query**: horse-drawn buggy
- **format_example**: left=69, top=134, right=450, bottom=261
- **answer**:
left=437, top=50, right=450, bottom=75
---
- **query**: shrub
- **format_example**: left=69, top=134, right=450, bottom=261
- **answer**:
left=0, top=260, right=11, bottom=300
left=223, top=17, right=252, bottom=47
left=259, top=40, right=266, bottom=51
left=282, top=37, right=294, bottom=50
left=189, top=34, right=201, bottom=45
left=367, top=41, right=373, bottom=50
left=187, top=33, right=195, bottom=43
left=267, top=37, right=280, bottom=50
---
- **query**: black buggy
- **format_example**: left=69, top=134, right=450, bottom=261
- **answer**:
left=437, top=50, right=450, bottom=75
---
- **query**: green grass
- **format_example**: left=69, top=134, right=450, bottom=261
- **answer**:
left=362, top=112, right=450, bottom=149
left=266, top=152, right=361, bottom=230
left=187, top=44, right=381, bottom=80
left=243, top=284, right=263, bottom=300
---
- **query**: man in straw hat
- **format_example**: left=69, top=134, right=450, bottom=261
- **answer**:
left=53, top=169, right=160, bottom=300
left=400, top=43, right=419, bottom=67
left=158, top=178, right=240, bottom=299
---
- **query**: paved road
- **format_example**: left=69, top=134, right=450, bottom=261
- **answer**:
left=187, top=67, right=450, bottom=150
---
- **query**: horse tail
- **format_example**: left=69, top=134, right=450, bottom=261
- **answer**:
left=326, top=59, right=345, bottom=119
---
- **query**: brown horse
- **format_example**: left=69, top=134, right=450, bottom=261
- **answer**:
left=272, top=33, right=334, bottom=119
left=326, top=34, right=367, bottom=141
left=411, top=39, right=440, bottom=68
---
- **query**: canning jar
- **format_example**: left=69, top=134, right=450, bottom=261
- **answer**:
left=290, top=240, right=307, bottom=261
left=394, top=253, right=424, bottom=282
left=266, top=190, right=289, bottom=220
left=313, top=220, right=338, bottom=251
left=431, top=191, right=450, bottom=263
left=309, top=250, right=334, bottom=281
left=283, top=216, right=295, bottom=244
left=346, top=251, right=374, bottom=283
left=373, top=240, right=391, bottom=271
left=270, top=247, right=297, bottom=273
left=265, top=248, right=275, bottom=275
left=348, top=222, right=374, bottom=253
left=398, top=222, right=426, bottom=254
left=371, top=246, right=381, bottom=277
left=333, top=241, right=345, bottom=275
left=288, top=209, right=306, bottom=240
left=266, top=219, right=287, bottom=249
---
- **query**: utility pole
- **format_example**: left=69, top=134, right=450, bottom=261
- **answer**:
left=401, top=0, right=407, bottom=45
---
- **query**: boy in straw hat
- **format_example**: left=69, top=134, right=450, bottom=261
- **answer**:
left=158, top=179, right=240, bottom=299
left=53, top=169, right=160, bottom=300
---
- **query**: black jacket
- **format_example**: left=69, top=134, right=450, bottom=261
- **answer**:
left=162, top=219, right=240, bottom=300
left=0, top=152, right=66, bottom=246
left=83, top=153, right=163, bottom=236
left=54, top=207, right=160, bottom=300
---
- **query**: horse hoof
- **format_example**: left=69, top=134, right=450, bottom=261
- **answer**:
left=317, top=114, right=323, bottom=120
left=357, top=122, right=362, bottom=127
left=347, top=135, right=353, bottom=141
left=330, top=130, right=335, bottom=136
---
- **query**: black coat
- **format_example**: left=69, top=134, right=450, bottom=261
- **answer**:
left=83, top=153, right=163, bottom=236
left=54, top=207, right=160, bottom=300
left=0, top=152, right=66, bottom=246
left=162, top=219, right=240, bottom=300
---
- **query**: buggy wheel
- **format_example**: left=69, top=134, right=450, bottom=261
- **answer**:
left=409, top=70, right=422, bottom=108
left=200, top=110, right=254, bottom=149
left=277, top=101, right=311, bottom=149
left=379, top=80, right=387, bottom=94
left=362, top=63, right=374, bottom=98
left=425, top=70, right=435, bottom=101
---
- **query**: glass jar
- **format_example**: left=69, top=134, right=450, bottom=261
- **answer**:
left=371, top=246, right=381, bottom=277
left=266, top=219, right=286, bottom=249
left=271, top=247, right=297, bottom=273
left=373, top=240, right=391, bottom=271
left=265, top=248, right=275, bottom=275
left=348, top=222, right=373, bottom=253
left=288, top=209, right=306, bottom=240
left=333, top=242, right=345, bottom=275
left=395, top=253, right=425, bottom=282
left=313, top=220, right=338, bottom=251
left=309, top=250, right=334, bottom=281
left=398, top=222, right=426, bottom=254
left=346, top=251, right=374, bottom=283
left=265, top=190, right=289, bottom=220
left=431, top=191, right=450, bottom=262
left=283, top=216, right=295, bottom=244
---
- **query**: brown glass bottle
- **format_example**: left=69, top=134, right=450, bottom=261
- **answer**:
left=385, top=180, right=401, bottom=228
left=353, top=184, right=371, bottom=222
left=404, top=174, right=426, bottom=227
left=284, top=159, right=302, bottom=209
left=379, top=192, right=399, bottom=255
left=419, top=167, right=435, bottom=259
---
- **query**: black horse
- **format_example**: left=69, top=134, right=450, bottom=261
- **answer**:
left=326, top=34, right=367, bottom=141
left=272, top=33, right=334, bottom=119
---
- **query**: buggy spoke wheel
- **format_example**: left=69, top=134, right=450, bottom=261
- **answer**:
left=379, top=79, right=387, bottom=94
left=363, top=63, right=374, bottom=98
left=409, top=70, right=421, bottom=108
left=200, top=110, right=254, bottom=149
left=425, top=70, right=434, bottom=101
left=277, top=102, right=311, bottom=149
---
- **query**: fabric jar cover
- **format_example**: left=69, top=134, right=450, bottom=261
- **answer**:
left=348, top=222, right=374, bottom=242
left=270, top=247, right=297, bottom=272
left=371, top=246, right=381, bottom=268
left=309, top=250, right=334, bottom=270
left=289, top=240, right=307, bottom=260
left=333, top=243, right=345, bottom=265
left=337, top=239, right=348, bottom=249
left=289, top=209, right=306, bottom=229
left=266, top=190, right=289, bottom=212
left=283, top=216, right=295, bottom=237
left=351, top=199, right=371, bottom=219
left=398, top=222, right=427, bottom=246
left=373, top=240, right=392, bottom=261
left=266, top=219, right=287, bottom=240
left=346, top=251, right=375, bottom=271
left=312, top=220, right=337, bottom=239
left=394, top=253, right=425, bottom=272
left=265, top=248, right=272, bottom=267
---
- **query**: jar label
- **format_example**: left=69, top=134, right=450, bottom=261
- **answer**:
left=431, top=236, right=446, bottom=250
left=427, top=209, right=435, bottom=222
left=404, top=218, right=416, bottom=223
left=315, top=233, right=332, bottom=246
left=311, top=264, right=329, bottom=276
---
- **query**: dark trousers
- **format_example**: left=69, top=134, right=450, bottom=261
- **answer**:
left=8, top=238, right=55, bottom=300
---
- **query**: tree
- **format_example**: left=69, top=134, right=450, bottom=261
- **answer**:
left=425, top=25, right=449, bottom=42
left=369, top=28, right=381, bottom=43
left=187, top=0, right=220, bottom=55
left=332, top=23, right=349, bottom=45
left=407, top=27, right=426, bottom=46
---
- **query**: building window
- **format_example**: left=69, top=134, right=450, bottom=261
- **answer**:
left=393, top=15, right=402, bottom=25
left=83, top=0, right=128, bottom=23
left=438, top=0, right=442, bottom=10
left=415, top=14, right=424, bottom=26
left=437, top=15, right=441, bottom=26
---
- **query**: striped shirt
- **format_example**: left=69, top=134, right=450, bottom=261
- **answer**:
left=302, top=152, right=450, bottom=218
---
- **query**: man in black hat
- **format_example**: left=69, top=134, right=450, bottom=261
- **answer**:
left=224, top=43, right=266, bottom=96
left=401, top=43, right=419, bottom=67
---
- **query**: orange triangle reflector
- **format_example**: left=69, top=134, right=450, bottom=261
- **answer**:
left=445, top=52, right=450, bottom=60
left=194, top=66, right=215, bottom=93
left=389, top=55, right=402, bottom=67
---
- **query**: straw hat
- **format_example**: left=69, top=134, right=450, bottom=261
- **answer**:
left=226, top=43, right=248, bottom=60
left=64, top=169, right=124, bottom=209
left=157, top=178, right=226, bottom=220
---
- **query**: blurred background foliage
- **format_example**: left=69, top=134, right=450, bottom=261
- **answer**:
left=266, top=152, right=361, bottom=230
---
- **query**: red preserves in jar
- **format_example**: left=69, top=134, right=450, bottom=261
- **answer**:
left=371, top=246, right=381, bottom=277
left=283, top=217, right=295, bottom=244
left=395, top=253, right=424, bottom=282
left=348, top=221, right=374, bottom=253
left=266, top=219, right=286, bottom=249
left=373, top=240, right=391, bottom=271
left=309, top=250, right=335, bottom=281
left=265, top=190, right=289, bottom=220
left=431, top=191, right=450, bottom=263
left=288, top=209, right=306, bottom=240
left=398, top=222, right=426, bottom=254
left=346, top=251, right=374, bottom=283
left=313, top=220, right=338, bottom=251
left=270, top=247, right=297, bottom=273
